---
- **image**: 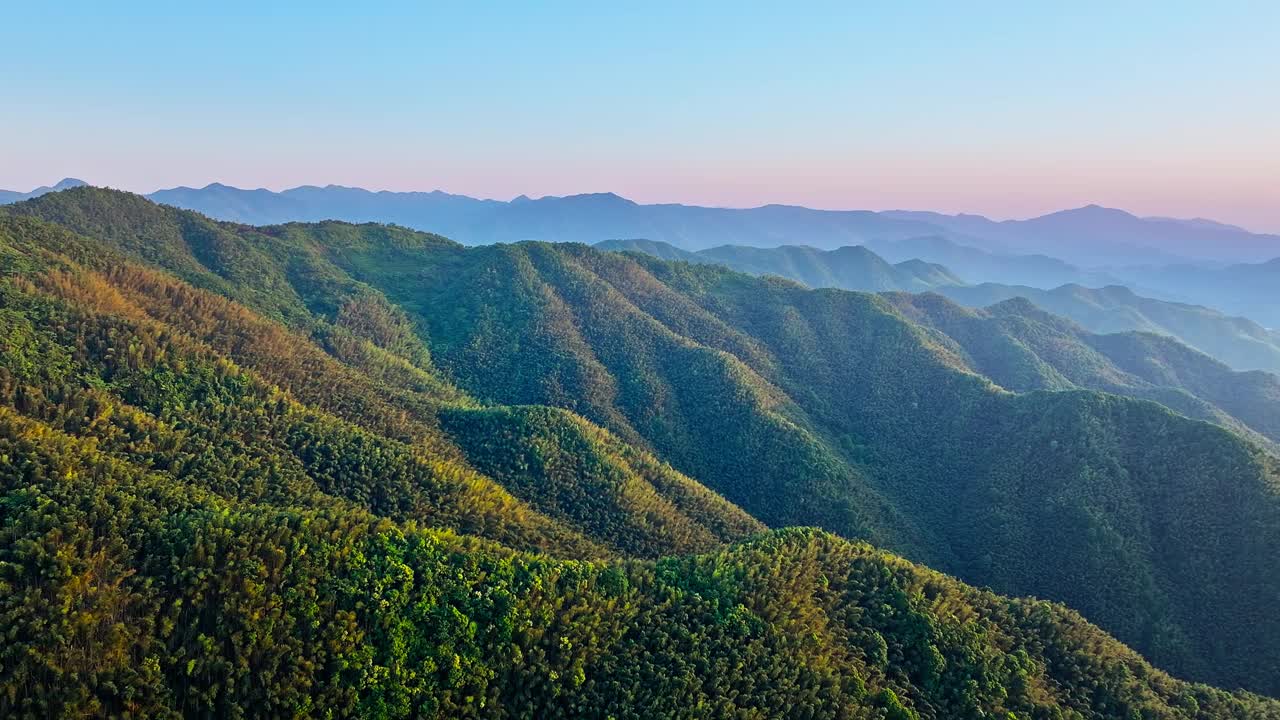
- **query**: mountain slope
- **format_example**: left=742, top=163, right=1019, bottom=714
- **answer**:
left=0, top=211, right=758, bottom=561
left=9, top=423, right=1277, bottom=719
left=599, top=238, right=961, bottom=292
left=937, top=283, right=1280, bottom=375
left=885, top=294, right=1280, bottom=447
left=8, top=188, right=1280, bottom=697
left=608, top=237, right=1280, bottom=376
left=6, top=194, right=1280, bottom=717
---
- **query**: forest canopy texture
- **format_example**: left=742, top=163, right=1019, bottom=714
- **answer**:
left=1, top=188, right=1279, bottom=719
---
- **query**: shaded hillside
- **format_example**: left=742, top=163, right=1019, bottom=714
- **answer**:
left=7, top=187, right=1280, bottom=697
left=885, top=294, right=1280, bottom=447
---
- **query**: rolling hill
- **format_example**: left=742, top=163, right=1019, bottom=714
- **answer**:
left=6, top=187, right=1280, bottom=704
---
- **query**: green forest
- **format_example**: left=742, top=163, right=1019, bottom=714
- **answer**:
left=2, top=188, right=1279, bottom=718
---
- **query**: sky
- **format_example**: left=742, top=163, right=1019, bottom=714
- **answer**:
left=3, top=1, right=1279, bottom=230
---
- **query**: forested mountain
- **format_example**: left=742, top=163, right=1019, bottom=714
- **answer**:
left=597, top=238, right=961, bottom=292
left=605, top=238, right=1280, bottom=375
left=935, top=283, right=1280, bottom=375
left=884, top=294, right=1280, bottom=447
left=4, top=188, right=1280, bottom=716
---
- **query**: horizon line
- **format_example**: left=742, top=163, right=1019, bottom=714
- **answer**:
left=8, top=176, right=1275, bottom=234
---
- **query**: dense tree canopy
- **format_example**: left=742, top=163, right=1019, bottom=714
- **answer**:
left=2, top=188, right=1280, bottom=716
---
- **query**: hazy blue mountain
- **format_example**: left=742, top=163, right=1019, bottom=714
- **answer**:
left=865, top=234, right=1123, bottom=288
left=597, top=238, right=961, bottom=292
left=149, top=182, right=964, bottom=249
left=937, top=283, right=1280, bottom=375
left=886, top=204, right=1280, bottom=265
left=0, top=177, right=87, bottom=204
left=148, top=182, right=505, bottom=228
left=15, top=180, right=1280, bottom=267
left=1113, top=258, right=1280, bottom=329
left=1145, top=215, right=1253, bottom=233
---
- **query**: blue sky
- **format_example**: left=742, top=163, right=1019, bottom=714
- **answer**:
left=3, top=1, right=1278, bottom=229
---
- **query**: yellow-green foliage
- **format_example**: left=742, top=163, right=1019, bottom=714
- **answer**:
left=4, top=188, right=1280, bottom=713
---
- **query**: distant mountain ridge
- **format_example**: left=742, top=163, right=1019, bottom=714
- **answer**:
left=864, top=234, right=1126, bottom=288
left=604, top=238, right=1280, bottom=376
left=936, top=283, right=1280, bottom=376
left=7, top=178, right=1276, bottom=264
left=0, top=177, right=86, bottom=204
left=1113, top=259, right=1280, bottom=329
left=148, top=183, right=1280, bottom=263
left=886, top=204, right=1280, bottom=265
left=597, top=238, right=962, bottom=293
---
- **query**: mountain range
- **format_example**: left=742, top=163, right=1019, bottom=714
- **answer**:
left=6, top=178, right=1277, bottom=265
left=884, top=205, right=1280, bottom=265
left=0, top=177, right=87, bottom=204
left=596, top=239, right=964, bottom=293
left=601, top=238, right=1280, bottom=376
left=4, top=188, right=1280, bottom=718
left=936, top=283, right=1280, bottom=375
left=1113, top=259, right=1280, bottom=329
left=864, top=234, right=1126, bottom=288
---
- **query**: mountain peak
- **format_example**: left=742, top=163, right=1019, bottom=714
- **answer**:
left=559, top=191, right=636, bottom=206
left=52, top=178, right=88, bottom=190
left=1056, top=203, right=1135, bottom=219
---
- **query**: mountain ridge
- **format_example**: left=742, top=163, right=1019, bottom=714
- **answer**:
left=7, top=187, right=1280, bottom=715
left=604, top=237, right=1280, bottom=376
left=9, top=179, right=1277, bottom=263
left=7, top=187, right=1280, bottom=698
